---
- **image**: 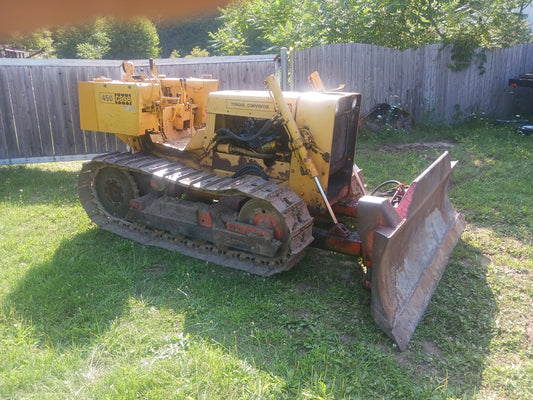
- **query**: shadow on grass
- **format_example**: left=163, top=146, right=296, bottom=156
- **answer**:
left=2, top=229, right=141, bottom=347
left=2, top=224, right=497, bottom=397
left=402, top=239, right=497, bottom=391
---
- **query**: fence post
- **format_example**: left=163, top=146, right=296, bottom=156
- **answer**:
left=280, top=47, right=288, bottom=90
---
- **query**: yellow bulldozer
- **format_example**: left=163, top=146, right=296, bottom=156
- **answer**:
left=77, top=60, right=464, bottom=350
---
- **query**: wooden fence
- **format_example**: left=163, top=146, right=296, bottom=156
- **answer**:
left=0, top=55, right=278, bottom=164
left=291, top=43, right=533, bottom=122
left=1, top=44, right=532, bottom=164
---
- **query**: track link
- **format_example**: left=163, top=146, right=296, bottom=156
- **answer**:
left=78, top=152, right=314, bottom=276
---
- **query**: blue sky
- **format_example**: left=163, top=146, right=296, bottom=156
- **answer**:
left=526, top=4, right=533, bottom=28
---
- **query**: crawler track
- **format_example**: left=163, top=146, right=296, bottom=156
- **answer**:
left=78, top=152, right=314, bottom=276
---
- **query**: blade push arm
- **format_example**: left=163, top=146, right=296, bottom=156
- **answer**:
left=265, top=75, right=339, bottom=224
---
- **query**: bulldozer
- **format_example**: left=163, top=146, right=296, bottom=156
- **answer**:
left=77, top=60, right=464, bottom=350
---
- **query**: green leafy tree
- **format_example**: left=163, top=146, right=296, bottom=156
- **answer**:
left=211, top=0, right=533, bottom=55
left=186, top=46, right=210, bottom=57
left=106, top=18, right=161, bottom=59
left=6, top=29, right=54, bottom=57
left=76, top=33, right=110, bottom=60
left=209, top=0, right=277, bottom=55
left=53, top=18, right=160, bottom=59
left=54, top=19, right=112, bottom=60
left=75, top=20, right=110, bottom=59
left=53, top=22, right=105, bottom=59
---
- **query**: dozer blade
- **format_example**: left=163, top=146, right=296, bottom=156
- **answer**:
left=357, top=152, right=465, bottom=350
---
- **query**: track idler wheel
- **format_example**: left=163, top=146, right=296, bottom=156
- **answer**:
left=94, top=167, right=137, bottom=218
left=237, top=199, right=290, bottom=257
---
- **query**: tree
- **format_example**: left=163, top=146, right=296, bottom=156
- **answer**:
left=106, top=18, right=161, bottom=59
left=53, top=18, right=160, bottom=59
left=209, top=0, right=280, bottom=55
left=6, top=29, right=54, bottom=57
left=76, top=32, right=110, bottom=60
left=186, top=46, right=210, bottom=57
left=170, top=49, right=181, bottom=58
left=210, top=0, right=533, bottom=55
left=53, top=21, right=106, bottom=59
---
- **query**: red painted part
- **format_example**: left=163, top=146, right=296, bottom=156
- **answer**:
left=323, top=235, right=363, bottom=257
left=129, top=199, right=144, bottom=210
left=198, top=211, right=212, bottom=228
left=226, top=221, right=274, bottom=239
left=312, top=227, right=363, bottom=258
left=332, top=199, right=359, bottom=218
left=395, top=182, right=415, bottom=219
left=252, top=212, right=285, bottom=240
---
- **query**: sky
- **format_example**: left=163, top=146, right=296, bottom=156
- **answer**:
left=526, top=4, right=533, bottom=29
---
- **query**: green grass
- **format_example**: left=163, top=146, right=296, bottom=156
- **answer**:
left=1, top=122, right=532, bottom=399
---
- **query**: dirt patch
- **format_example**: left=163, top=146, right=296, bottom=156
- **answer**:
left=324, top=261, right=356, bottom=281
left=379, top=141, right=455, bottom=154
left=388, top=340, right=447, bottom=379
left=461, top=254, right=492, bottom=270
left=419, top=341, right=445, bottom=358
left=306, top=247, right=358, bottom=282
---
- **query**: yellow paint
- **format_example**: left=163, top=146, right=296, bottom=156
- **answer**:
left=78, top=63, right=361, bottom=216
left=78, top=80, right=159, bottom=136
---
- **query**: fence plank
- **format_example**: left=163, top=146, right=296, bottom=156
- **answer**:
left=0, top=67, right=15, bottom=160
left=31, top=66, right=55, bottom=156
left=0, top=96, right=8, bottom=160
left=9, top=66, right=34, bottom=158
left=43, top=67, right=70, bottom=156
left=65, top=67, right=85, bottom=155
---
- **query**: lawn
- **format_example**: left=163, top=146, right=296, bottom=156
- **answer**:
left=0, top=122, right=531, bottom=399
